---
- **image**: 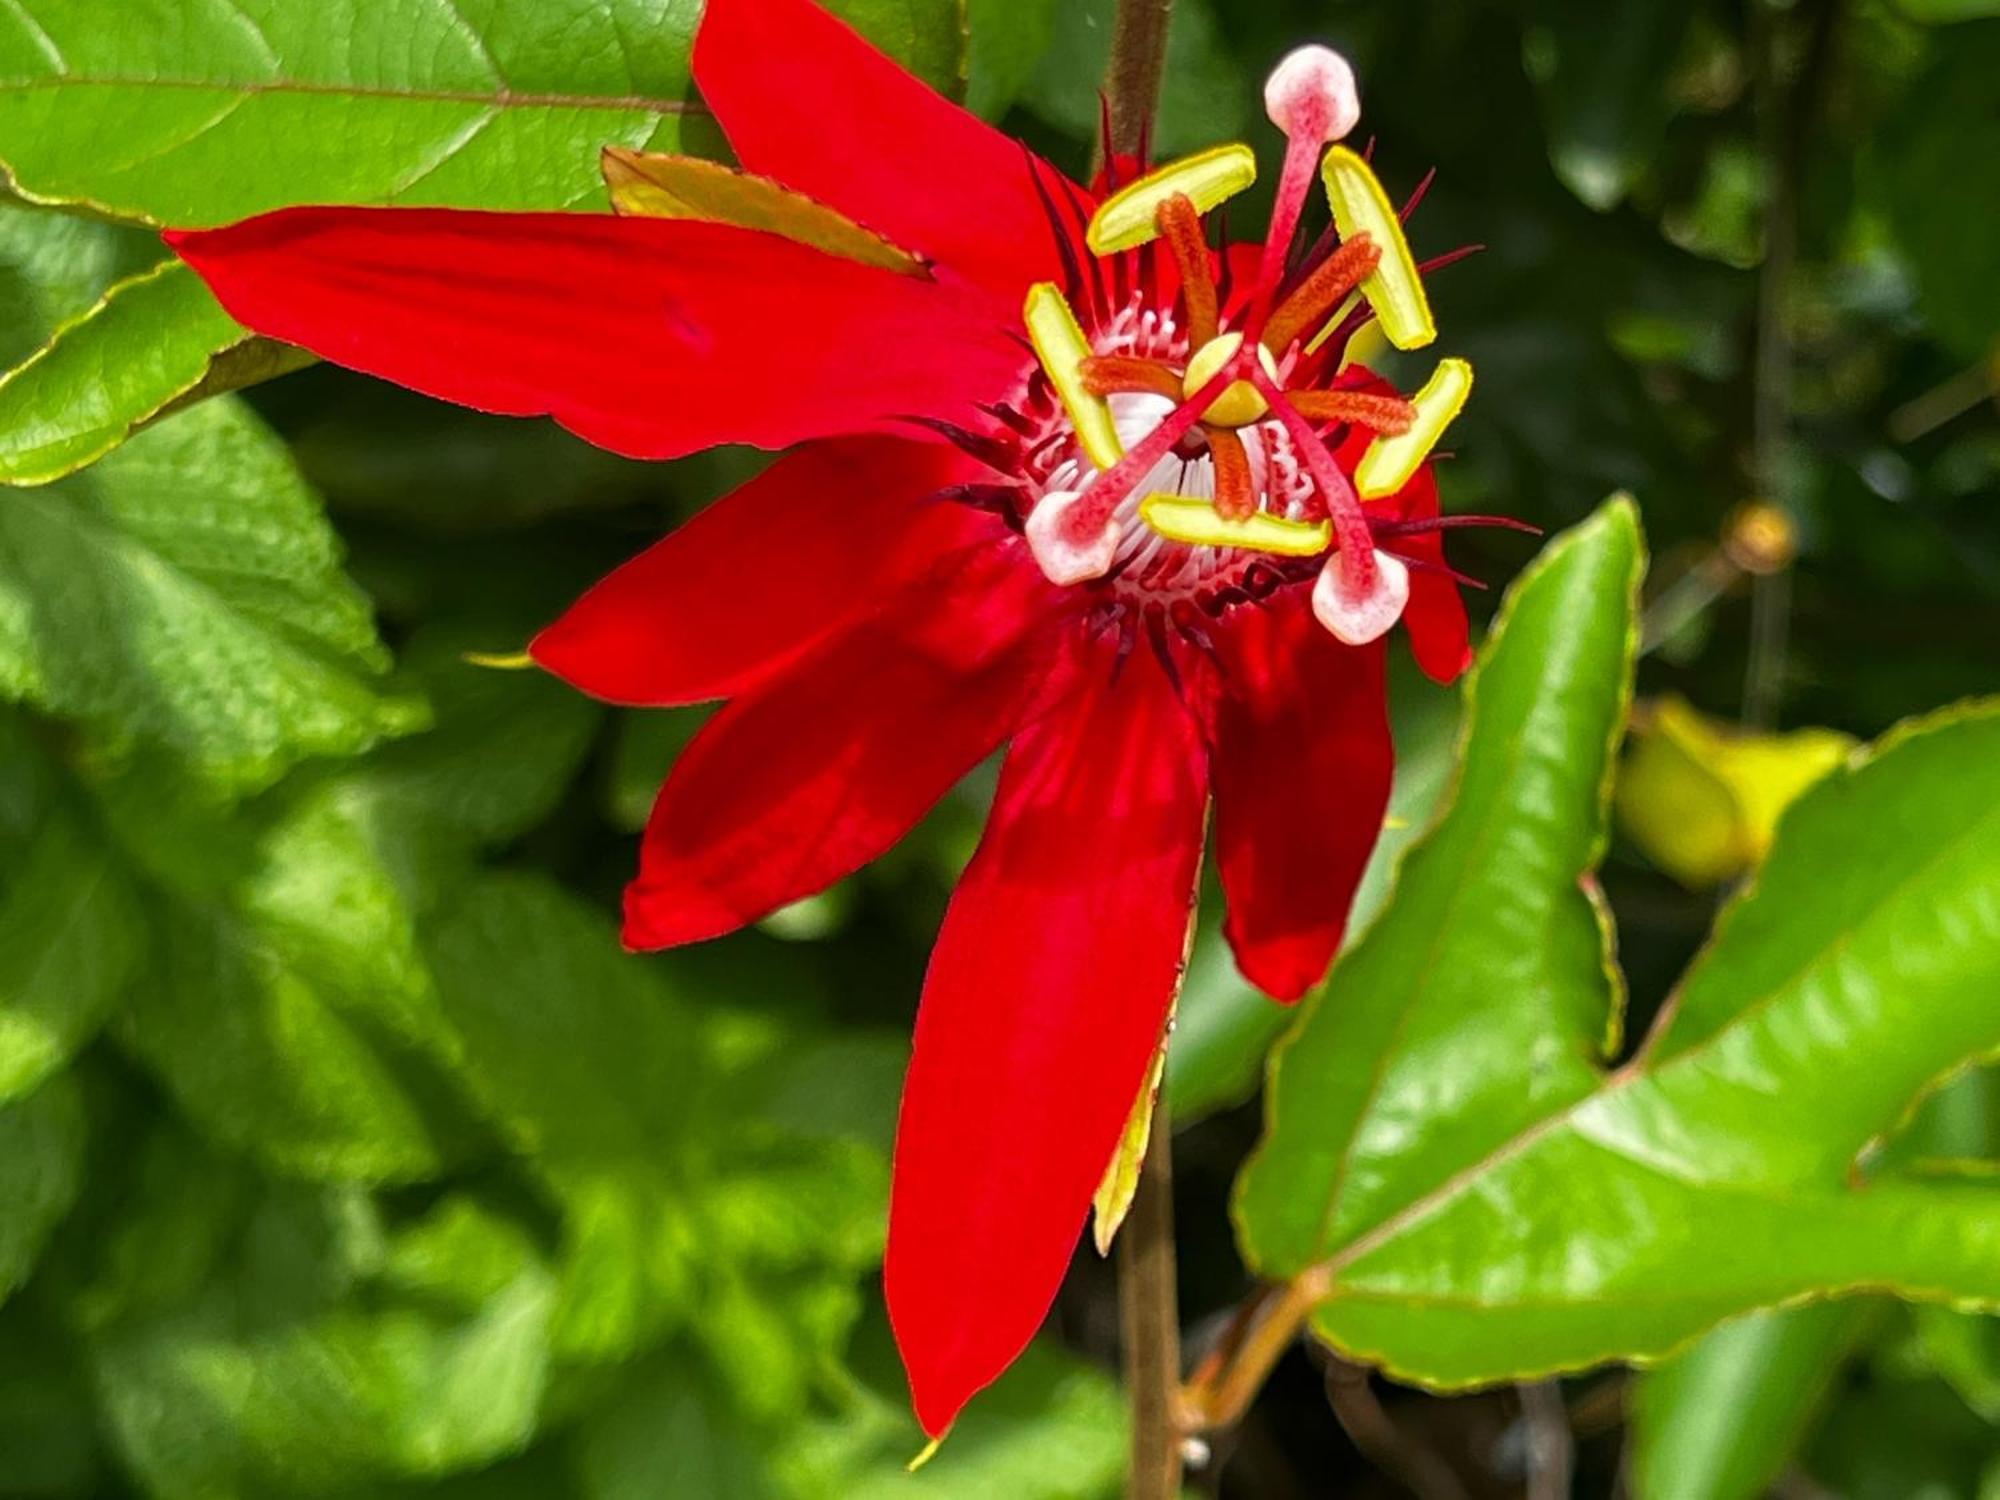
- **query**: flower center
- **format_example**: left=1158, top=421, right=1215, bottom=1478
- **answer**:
left=1001, top=45, right=1484, bottom=646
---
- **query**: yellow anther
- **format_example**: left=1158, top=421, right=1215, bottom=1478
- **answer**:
left=1023, top=282, right=1124, bottom=470
left=1356, top=357, right=1472, bottom=498
left=1320, top=146, right=1436, bottom=351
left=1086, top=144, right=1257, bottom=255
left=1140, top=495, right=1333, bottom=556
left=1181, top=334, right=1278, bottom=428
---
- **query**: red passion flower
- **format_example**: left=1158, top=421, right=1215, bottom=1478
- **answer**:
left=166, top=0, right=1521, bottom=1439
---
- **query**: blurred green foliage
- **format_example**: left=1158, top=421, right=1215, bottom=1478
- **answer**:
left=0, top=0, right=1996, bottom=1495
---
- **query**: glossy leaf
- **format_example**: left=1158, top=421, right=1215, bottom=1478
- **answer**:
left=0, top=398, right=424, bottom=789
left=0, top=0, right=711, bottom=225
left=1238, top=498, right=2000, bottom=1386
left=0, top=261, right=273, bottom=487
left=0, top=0, right=969, bottom=228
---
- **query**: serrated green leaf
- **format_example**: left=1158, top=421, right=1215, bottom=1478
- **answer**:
left=94, top=1239, right=555, bottom=1497
left=0, top=0, right=715, bottom=226
left=0, top=397, right=424, bottom=789
left=1236, top=500, right=2000, bottom=1389
left=96, top=756, right=469, bottom=1183
left=1629, top=1304, right=1874, bottom=1500
left=0, top=801, right=142, bottom=1103
left=0, top=1075, right=83, bottom=1301
left=0, top=260, right=278, bottom=487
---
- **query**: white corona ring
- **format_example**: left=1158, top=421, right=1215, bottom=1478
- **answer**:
left=1263, top=45, right=1360, bottom=145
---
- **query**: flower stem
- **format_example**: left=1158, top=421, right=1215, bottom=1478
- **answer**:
left=1104, top=0, right=1174, bottom=157
left=1118, top=1085, right=1184, bottom=1500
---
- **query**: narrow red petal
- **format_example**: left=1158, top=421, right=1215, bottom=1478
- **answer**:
left=530, top=438, right=997, bottom=706
left=694, top=0, right=1076, bottom=302
left=1210, top=594, right=1393, bottom=1001
left=887, top=637, right=1209, bottom=1436
left=1332, top=372, right=1472, bottom=684
left=622, top=547, right=1059, bottom=950
left=166, top=210, right=1027, bottom=461
left=1384, top=465, right=1473, bottom=684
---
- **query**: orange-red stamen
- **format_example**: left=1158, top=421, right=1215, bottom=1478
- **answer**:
left=1155, top=193, right=1219, bottom=348
left=1207, top=428, right=1256, bottom=520
left=1262, top=233, right=1381, bottom=356
left=1286, top=388, right=1416, bottom=434
left=1079, top=354, right=1185, bottom=402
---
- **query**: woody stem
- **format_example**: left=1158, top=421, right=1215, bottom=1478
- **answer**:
left=1119, top=1085, right=1183, bottom=1500
left=1103, top=0, right=1175, bottom=158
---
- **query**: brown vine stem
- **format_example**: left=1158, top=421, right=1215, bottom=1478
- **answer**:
left=1103, top=0, right=1174, bottom=158
left=1100, top=8, right=1180, bottom=1496
left=1118, top=1087, right=1184, bottom=1500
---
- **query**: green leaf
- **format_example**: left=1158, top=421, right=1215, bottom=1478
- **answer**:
left=0, top=397, right=425, bottom=789
left=427, top=874, right=889, bottom=1392
left=1236, top=499, right=2000, bottom=1388
left=1236, top=499, right=1642, bottom=1275
left=777, top=1335, right=1128, bottom=1499
left=0, top=1075, right=84, bottom=1301
left=0, top=0, right=716, bottom=226
left=0, top=801, right=143, bottom=1103
left=0, top=199, right=157, bottom=365
left=1629, top=1304, right=1874, bottom=1500
left=92, top=1188, right=556, bottom=1498
left=0, top=261, right=283, bottom=486
left=100, top=761, right=468, bottom=1184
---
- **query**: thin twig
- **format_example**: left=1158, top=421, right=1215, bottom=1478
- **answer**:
left=1103, top=0, right=1174, bottom=158
left=1119, top=1087, right=1184, bottom=1500
left=1323, top=1356, right=1471, bottom=1500
left=1518, top=1381, right=1575, bottom=1500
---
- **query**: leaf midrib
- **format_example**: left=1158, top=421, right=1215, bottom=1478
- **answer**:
left=0, top=73, right=704, bottom=114
left=1305, top=752, right=2000, bottom=1292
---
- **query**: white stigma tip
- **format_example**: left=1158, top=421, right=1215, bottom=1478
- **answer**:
left=1264, top=45, right=1360, bottom=145
left=1026, top=490, right=1119, bottom=585
left=1312, top=548, right=1409, bottom=645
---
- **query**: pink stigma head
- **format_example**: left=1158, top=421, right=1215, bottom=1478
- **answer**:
left=1263, top=45, right=1360, bottom=146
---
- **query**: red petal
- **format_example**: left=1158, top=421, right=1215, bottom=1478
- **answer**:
left=1384, top=465, right=1472, bottom=684
left=888, top=637, right=1209, bottom=1436
left=1331, top=372, right=1472, bottom=684
left=531, top=437, right=997, bottom=706
left=694, top=0, right=1073, bottom=302
left=165, top=210, right=1027, bottom=461
left=1210, top=594, right=1393, bottom=1001
left=622, top=547, right=1058, bottom=949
